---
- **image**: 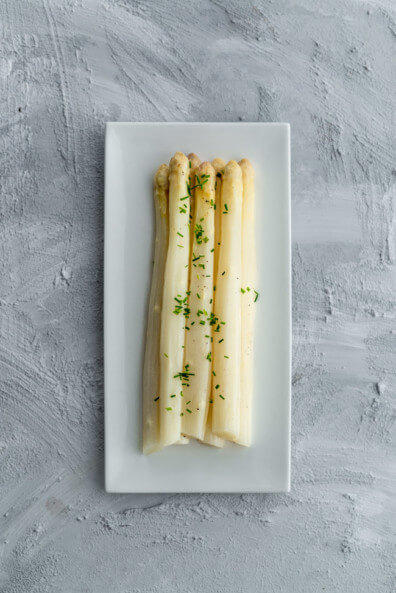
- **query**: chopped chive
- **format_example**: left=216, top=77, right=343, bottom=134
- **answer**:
left=194, top=224, right=209, bottom=245
left=221, top=271, right=225, bottom=276
left=189, top=160, right=191, bottom=168
left=180, top=391, right=184, bottom=397
left=186, top=400, right=191, bottom=405
left=154, top=396, right=160, bottom=401
left=164, top=353, right=168, bottom=358
left=206, top=352, right=212, bottom=362
left=210, top=248, right=214, bottom=253
left=219, top=338, right=224, bottom=343
left=241, top=288, right=246, bottom=294
left=219, top=394, right=225, bottom=400
left=186, top=408, right=192, bottom=414
left=170, top=394, right=176, bottom=398
left=197, top=293, right=200, bottom=299
left=166, top=407, right=172, bottom=411
left=180, top=412, right=184, bottom=416
left=214, top=286, right=216, bottom=291
left=177, top=232, right=184, bottom=237
left=224, top=355, right=229, bottom=359
left=215, top=384, right=220, bottom=389
left=254, top=290, right=259, bottom=302
left=247, top=287, right=251, bottom=291
left=224, top=204, right=228, bottom=211
left=177, top=244, right=183, bottom=248
left=180, top=196, right=189, bottom=201
left=210, top=298, right=212, bottom=304
left=200, top=320, right=205, bottom=325
left=174, top=369, right=195, bottom=380
left=212, top=371, right=216, bottom=376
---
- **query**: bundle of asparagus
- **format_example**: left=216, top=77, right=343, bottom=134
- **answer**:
left=143, top=152, right=257, bottom=454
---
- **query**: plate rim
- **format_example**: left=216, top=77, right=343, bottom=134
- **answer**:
left=104, top=121, right=291, bottom=493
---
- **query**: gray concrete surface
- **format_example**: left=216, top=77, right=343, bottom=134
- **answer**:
left=1, top=0, right=395, bottom=591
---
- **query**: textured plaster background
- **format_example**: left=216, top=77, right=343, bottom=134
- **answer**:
left=1, top=0, right=395, bottom=591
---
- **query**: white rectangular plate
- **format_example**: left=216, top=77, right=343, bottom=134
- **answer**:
left=105, top=122, right=291, bottom=493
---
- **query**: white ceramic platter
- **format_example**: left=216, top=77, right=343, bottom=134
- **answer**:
left=105, top=122, right=291, bottom=492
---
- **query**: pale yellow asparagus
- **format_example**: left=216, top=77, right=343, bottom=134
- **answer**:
left=187, top=153, right=201, bottom=274
left=212, top=161, right=243, bottom=440
left=159, top=152, right=190, bottom=447
left=182, top=162, right=215, bottom=440
left=142, top=164, right=169, bottom=454
left=235, top=159, right=256, bottom=447
left=203, top=157, right=226, bottom=448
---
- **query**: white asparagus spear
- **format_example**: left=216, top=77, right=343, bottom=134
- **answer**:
left=159, top=152, right=190, bottom=447
left=203, top=158, right=226, bottom=448
left=187, top=152, right=200, bottom=223
left=142, top=164, right=169, bottom=454
left=187, top=153, right=201, bottom=278
left=235, top=159, right=256, bottom=447
left=182, top=162, right=215, bottom=440
left=172, top=154, right=200, bottom=447
left=212, top=160, right=243, bottom=440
